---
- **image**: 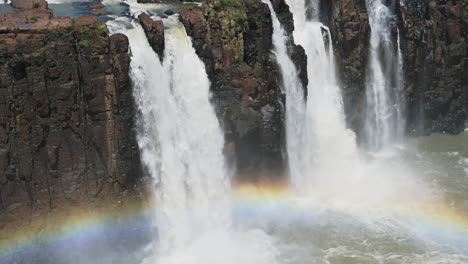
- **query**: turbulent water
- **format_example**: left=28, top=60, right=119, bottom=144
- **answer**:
left=365, top=0, right=405, bottom=150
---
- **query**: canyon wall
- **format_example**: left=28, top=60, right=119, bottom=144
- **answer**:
left=0, top=0, right=466, bottom=225
left=401, top=0, right=467, bottom=135
left=330, top=0, right=467, bottom=137
left=0, top=1, right=142, bottom=224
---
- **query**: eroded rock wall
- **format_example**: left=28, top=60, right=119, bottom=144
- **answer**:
left=330, top=0, right=370, bottom=139
left=180, top=0, right=300, bottom=179
left=0, top=9, right=142, bottom=222
left=330, top=0, right=466, bottom=137
left=401, top=0, right=467, bottom=135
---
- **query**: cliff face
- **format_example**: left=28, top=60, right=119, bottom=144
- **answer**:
left=0, top=3, right=142, bottom=223
left=401, top=0, right=467, bottom=135
left=330, top=0, right=369, bottom=138
left=180, top=0, right=305, bottom=178
left=330, top=0, right=467, bottom=137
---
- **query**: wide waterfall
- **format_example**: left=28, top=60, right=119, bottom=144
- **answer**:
left=108, top=12, right=278, bottom=264
left=365, top=0, right=405, bottom=150
left=2, top=0, right=467, bottom=263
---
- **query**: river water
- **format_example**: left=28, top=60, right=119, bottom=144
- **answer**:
left=236, top=133, right=468, bottom=263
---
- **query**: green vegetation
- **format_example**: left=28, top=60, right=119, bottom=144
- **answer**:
left=213, top=0, right=243, bottom=10
left=30, top=16, right=39, bottom=23
left=231, top=11, right=247, bottom=25
left=33, top=3, right=40, bottom=9
left=76, top=24, right=109, bottom=59
left=78, top=39, right=91, bottom=47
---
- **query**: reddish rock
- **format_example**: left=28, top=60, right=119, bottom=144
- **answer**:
left=11, top=0, right=47, bottom=11
left=447, top=19, right=462, bottom=44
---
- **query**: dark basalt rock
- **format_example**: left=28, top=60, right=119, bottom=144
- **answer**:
left=330, top=0, right=370, bottom=140
left=0, top=3, right=142, bottom=223
left=401, top=0, right=467, bottom=135
left=180, top=0, right=288, bottom=179
left=329, top=0, right=466, bottom=137
left=138, top=13, right=165, bottom=61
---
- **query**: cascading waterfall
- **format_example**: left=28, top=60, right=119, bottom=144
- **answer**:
left=365, top=0, right=404, bottom=150
left=283, top=0, right=359, bottom=191
left=260, top=0, right=307, bottom=187
left=108, top=13, right=278, bottom=264
left=261, top=2, right=463, bottom=262
left=110, top=16, right=230, bottom=253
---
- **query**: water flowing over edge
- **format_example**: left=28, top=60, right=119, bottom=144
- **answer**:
left=107, top=11, right=279, bottom=264
left=365, top=0, right=406, bottom=150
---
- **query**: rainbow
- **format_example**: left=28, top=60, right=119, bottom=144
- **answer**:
left=0, top=198, right=155, bottom=261
left=1, top=183, right=468, bottom=260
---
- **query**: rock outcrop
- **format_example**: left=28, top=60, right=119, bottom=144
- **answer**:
left=138, top=13, right=165, bottom=60
left=401, top=0, right=467, bottom=135
left=0, top=4, right=142, bottom=224
left=180, top=0, right=291, bottom=178
left=330, top=0, right=370, bottom=139
left=270, top=0, right=308, bottom=97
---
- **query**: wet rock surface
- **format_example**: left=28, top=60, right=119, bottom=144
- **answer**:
left=401, top=0, right=467, bottom=135
left=0, top=1, right=142, bottom=225
left=180, top=0, right=295, bottom=179
left=330, top=0, right=466, bottom=137
left=330, top=0, right=370, bottom=140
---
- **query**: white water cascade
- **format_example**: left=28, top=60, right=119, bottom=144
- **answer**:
left=365, top=0, right=405, bottom=150
left=283, top=0, right=359, bottom=191
left=108, top=13, right=278, bottom=264
left=111, top=16, right=230, bottom=253
left=261, top=0, right=307, bottom=186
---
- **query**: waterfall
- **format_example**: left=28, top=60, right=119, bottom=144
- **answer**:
left=116, top=16, right=231, bottom=251
left=107, top=13, right=278, bottom=264
left=283, top=0, right=358, bottom=191
left=365, top=0, right=404, bottom=150
left=261, top=0, right=307, bottom=187
left=396, top=29, right=406, bottom=140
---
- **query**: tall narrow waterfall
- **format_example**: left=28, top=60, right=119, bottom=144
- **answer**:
left=365, top=0, right=404, bottom=150
left=261, top=0, right=307, bottom=187
left=283, top=0, right=358, bottom=191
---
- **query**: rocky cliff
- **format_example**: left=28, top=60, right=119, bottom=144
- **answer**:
left=330, top=0, right=467, bottom=137
left=0, top=1, right=142, bottom=225
left=401, top=0, right=467, bottom=135
left=330, top=0, right=369, bottom=138
left=180, top=0, right=306, bottom=179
